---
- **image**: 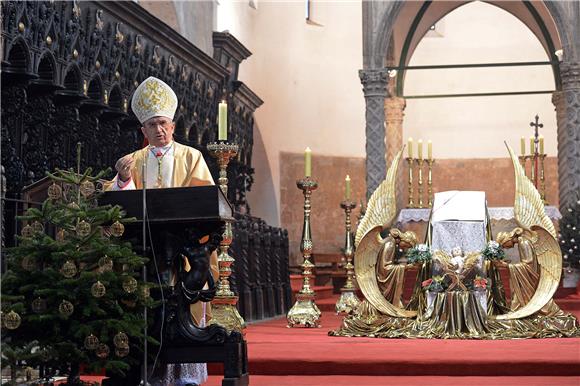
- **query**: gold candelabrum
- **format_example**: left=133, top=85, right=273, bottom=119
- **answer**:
left=206, top=141, right=245, bottom=332
left=406, top=157, right=434, bottom=208
left=287, top=177, right=321, bottom=328
left=335, top=200, right=359, bottom=314
left=518, top=153, right=548, bottom=204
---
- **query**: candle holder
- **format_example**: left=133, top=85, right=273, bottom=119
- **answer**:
left=335, top=200, right=359, bottom=314
left=206, top=141, right=245, bottom=332
left=416, top=158, right=425, bottom=208
left=287, top=177, right=321, bottom=328
left=427, top=159, right=434, bottom=208
left=539, top=153, right=548, bottom=204
left=406, top=157, right=415, bottom=208
left=518, top=155, right=527, bottom=178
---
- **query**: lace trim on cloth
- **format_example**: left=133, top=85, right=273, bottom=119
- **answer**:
left=156, top=303, right=208, bottom=386
left=396, top=206, right=562, bottom=223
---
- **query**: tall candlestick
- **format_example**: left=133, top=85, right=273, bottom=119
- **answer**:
left=417, top=139, right=423, bottom=160
left=407, top=137, right=413, bottom=158
left=304, top=147, right=312, bottom=177
left=218, top=100, right=227, bottom=141
left=539, top=135, right=544, bottom=154
left=529, top=136, right=534, bottom=156
left=427, top=140, right=432, bottom=160
left=345, top=175, right=351, bottom=200
left=520, top=136, right=525, bottom=156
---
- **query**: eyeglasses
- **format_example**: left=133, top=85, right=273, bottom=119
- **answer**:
left=144, top=119, right=173, bottom=130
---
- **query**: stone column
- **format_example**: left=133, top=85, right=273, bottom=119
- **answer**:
left=359, top=68, right=389, bottom=199
left=555, top=62, right=580, bottom=211
left=384, top=96, right=406, bottom=165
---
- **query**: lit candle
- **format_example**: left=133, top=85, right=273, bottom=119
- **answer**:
left=304, top=147, right=312, bottom=177
left=407, top=137, right=413, bottom=158
left=539, top=135, right=544, bottom=154
left=529, top=136, right=534, bottom=156
left=427, top=140, right=432, bottom=160
left=218, top=100, right=227, bottom=141
left=345, top=175, right=351, bottom=200
left=520, top=136, right=525, bottom=156
left=417, top=139, right=423, bottom=160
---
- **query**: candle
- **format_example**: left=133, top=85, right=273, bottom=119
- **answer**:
left=520, top=136, right=525, bottom=156
left=539, top=135, right=544, bottom=154
left=304, top=147, right=312, bottom=177
left=345, top=175, right=351, bottom=200
left=218, top=100, right=227, bottom=141
left=407, top=137, right=413, bottom=158
left=417, top=139, right=423, bottom=160
left=427, top=140, right=432, bottom=160
left=529, top=136, right=534, bottom=156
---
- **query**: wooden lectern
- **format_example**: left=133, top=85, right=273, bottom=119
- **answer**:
left=100, top=186, right=248, bottom=386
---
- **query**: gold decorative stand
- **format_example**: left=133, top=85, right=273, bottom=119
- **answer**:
left=335, top=200, right=359, bottom=314
left=416, top=158, right=425, bottom=208
left=406, top=157, right=415, bottom=208
left=287, top=177, right=321, bottom=327
left=426, top=159, right=434, bottom=208
left=207, top=141, right=245, bottom=332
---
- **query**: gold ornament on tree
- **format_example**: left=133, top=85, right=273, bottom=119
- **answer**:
left=84, top=334, right=99, bottom=350
left=122, top=277, right=137, bottom=293
left=4, top=310, right=22, bottom=330
left=80, top=180, right=95, bottom=197
left=21, top=256, right=36, bottom=271
left=98, top=255, right=113, bottom=273
left=95, top=343, right=110, bottom=359
left=115, top=346, right=130, bottom=357
left=59, top=300, right=74, bottom=317
left=113, top=332, right=129, bottom=348
left=55, top=228, right=65, bottom=242
left=76, top=220, right=91, bottom=238
left=91, top=281, right=106, bottom=298
left=21, top=224, right=33, bottom=238
left=110, top=221, right=125, bottom=237
left=32, top=221, right=45, bottom=234
left=47, top=183, right=62, bottom=200
left=31, top=297, right=47, bottom=314
left=140, top=285, right=151, bottom=300
left=60, top=260, right=78, bottom=278
left=68, top=202, right=80, bottom=210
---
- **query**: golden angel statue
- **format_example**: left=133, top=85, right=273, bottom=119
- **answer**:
left=331, top=143, right=579, bottom=339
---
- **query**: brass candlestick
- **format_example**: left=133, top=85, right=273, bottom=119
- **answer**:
left=335, top=200, right=359, bottom=314
left=518, top=155, right=527, bottom=177
left=529, top=154, right=536, bottom=186
left=539, top=153, right=548, bottom=204
left=207, top=141, right=245, bottom=332
left=416, top=158, right=424, bottom=208
left=427, top=159, right=434, bottom=208
left=287, top=177, right=321, bottom=328
left=406, top=157, right=415, bottom=208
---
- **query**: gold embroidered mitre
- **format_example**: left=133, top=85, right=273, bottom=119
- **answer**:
left=131, top=76, right=178, bottom=124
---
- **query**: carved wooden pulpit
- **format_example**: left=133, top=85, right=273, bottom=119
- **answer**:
left=100, top=186, right=248, bottom=386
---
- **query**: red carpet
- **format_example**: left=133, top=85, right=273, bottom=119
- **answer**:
left=207, top=295, right=580, bottom=385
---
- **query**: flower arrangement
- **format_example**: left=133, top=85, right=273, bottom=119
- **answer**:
left=422, top=275, right=447, bottom=292
left=481, top=240, right=505, bottom=261
left=406, top=243, right=432, bottom=264
left=472, top=275, right=488, bottom=290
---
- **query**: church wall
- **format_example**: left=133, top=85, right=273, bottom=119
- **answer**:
left=216, top=1, right=366, bottom=227
left=280, top=152, right=558, bottom=266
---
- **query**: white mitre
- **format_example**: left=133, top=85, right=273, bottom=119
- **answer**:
left=131, top=76, right=178, bottom=124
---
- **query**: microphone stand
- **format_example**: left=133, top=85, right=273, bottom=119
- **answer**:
left=141, top=160, right=149, bottom=386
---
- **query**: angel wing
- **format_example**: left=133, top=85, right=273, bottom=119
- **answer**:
left=432, top=250, right=454, bottom=271
left=494, top=143, right=561, bottom=320
left=494, top=226, right=562, bottom=320
left=355, top=226, right=417, bottom=318
left=462, top=251, right=482, bottom=272
left=505, top=143, right=556, bottom=238
left=355, top=149, right=404, bottom=247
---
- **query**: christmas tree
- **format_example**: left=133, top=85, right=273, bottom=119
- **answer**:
left=1, top=165, right=156, bottom=384
left=560, top=196, right=580, bottom=269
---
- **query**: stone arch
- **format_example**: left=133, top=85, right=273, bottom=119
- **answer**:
left=62, top=64, right=82, bottom=93
left=362, top=1, right=578, bottom=208
left=4, top=36, right=32, bottom=75
left=87, top=75, right=104, bottom=103
left=35, top=51, right=57, bottom=86
left=108, top=84, right=123, bottom=110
